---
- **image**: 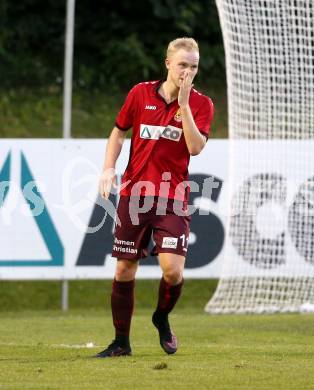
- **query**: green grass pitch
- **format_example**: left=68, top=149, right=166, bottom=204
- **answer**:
left=1, top=308, right=314, bottom=390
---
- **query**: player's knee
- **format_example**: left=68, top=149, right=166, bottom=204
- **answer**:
left=115, top=260, right=137, bottom=281
left=115, top=267, right=136, bottom=281
left=163, top=269, right=183, bottom=285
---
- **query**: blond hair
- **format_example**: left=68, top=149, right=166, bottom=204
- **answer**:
left=166, top=37, right=199, bottom=58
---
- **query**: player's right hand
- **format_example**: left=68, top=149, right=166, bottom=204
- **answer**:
left=99, top=168, right=117, bottom=199
left=178, top=70, right=193, bottom=109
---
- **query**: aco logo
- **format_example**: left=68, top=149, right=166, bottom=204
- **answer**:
left=140, top=124, right=182, bottom=142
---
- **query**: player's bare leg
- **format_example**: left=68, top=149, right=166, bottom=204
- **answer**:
left=95, top=259, right=138, bottom=358
left=115, top=258, right=139, bottom=281
left=152, top=253, right=185, bottom=354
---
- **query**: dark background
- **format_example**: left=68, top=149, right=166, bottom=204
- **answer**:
left=0, top=0, right=224, bottom=91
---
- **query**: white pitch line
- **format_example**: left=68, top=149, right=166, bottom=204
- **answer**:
left=51, top=343, right=98, bottom=349
left=0, top=342, right=99, bottom=349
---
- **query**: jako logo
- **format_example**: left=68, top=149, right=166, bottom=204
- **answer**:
left=140, top=124, right=182, bottom=142
left=145, top=105, right=157, bottom=110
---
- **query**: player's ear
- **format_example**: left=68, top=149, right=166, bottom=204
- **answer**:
left=165, top=57, right=170, bottom=70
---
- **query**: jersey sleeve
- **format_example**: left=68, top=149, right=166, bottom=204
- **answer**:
left=115, top=84, right=140, bottom=131
left=194, top=97, right=214, bottom=138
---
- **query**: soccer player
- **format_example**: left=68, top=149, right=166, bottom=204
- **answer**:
left=96, top=37, right=214, bottom=357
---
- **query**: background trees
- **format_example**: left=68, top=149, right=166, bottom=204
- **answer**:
left=0, top=0, right=224, bottom=90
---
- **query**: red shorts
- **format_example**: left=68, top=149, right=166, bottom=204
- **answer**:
left=112, top=196, right=191, bottom=260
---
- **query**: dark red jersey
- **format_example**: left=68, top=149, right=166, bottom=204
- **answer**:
left=115, top=80, right=214, bottom=202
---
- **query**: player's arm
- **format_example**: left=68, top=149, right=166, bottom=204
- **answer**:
left=180, top=106, right=207, bottom=156
left=99, top=126, right=128, bottom=199
left=179, top=72, right=207, bottom=156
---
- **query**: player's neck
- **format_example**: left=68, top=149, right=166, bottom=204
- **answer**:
left=160, top=80, right=179, bottom=103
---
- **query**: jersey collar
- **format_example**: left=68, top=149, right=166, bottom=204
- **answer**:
left=153, top=80, right=178, bottom=106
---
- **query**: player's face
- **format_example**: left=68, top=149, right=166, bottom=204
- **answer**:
left=166, top=49, right=199, bottom=88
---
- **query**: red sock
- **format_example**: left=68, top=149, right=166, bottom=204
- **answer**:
left=155, top=277, right=183, bottom=316
left=111, top=279, right=135, bottom=341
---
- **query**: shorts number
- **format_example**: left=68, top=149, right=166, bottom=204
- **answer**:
left=180, top=234, right=186, bottom=247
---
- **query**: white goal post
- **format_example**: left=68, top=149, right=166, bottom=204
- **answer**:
left=205, top=0, right=314, bottom=313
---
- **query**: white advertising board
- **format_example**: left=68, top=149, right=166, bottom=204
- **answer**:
left=1, top=139, right=313, bottom=280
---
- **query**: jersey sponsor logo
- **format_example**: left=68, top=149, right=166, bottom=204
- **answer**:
left=174, top=108, right=182, bottom=122
left=145, top=105, right=157, bottom=110
left=162, top=237, right=178, bottom=249
left=140, top=126, right=152, bottom=139
left=140, top=124, right=182, bottom=142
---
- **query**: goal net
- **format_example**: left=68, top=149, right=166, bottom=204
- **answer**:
left=205, top=0, right=314, bottom=313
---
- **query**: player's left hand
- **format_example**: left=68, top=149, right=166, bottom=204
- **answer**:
left=178, top=71, right=193, bottom=108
